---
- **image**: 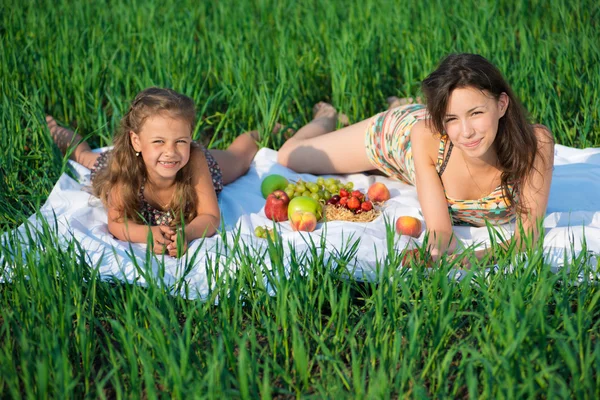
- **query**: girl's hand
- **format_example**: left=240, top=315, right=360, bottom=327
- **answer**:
left=401, top=249, right=434, bottom=268
left=150, top=225, right=175, bottom=255
left=401, top=249, right=473, bottom=269
left=166, top=227, right=188, bottom=258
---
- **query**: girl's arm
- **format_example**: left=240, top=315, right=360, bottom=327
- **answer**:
left=513, top=125, right=554, bottom=245
left=106, top=187, right=175, bottom=253
left=174, top=147, right=221, bottom=246
left=411, top=122, right=459, bottom=260
left=461, top=126, right=554, bottom=266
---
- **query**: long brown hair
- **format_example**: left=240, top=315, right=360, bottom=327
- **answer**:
left=421, top=53, right=549, bottom=213
left=92, top=87, right=199, bottom=225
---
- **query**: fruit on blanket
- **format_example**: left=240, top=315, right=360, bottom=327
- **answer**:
left=351, top=190, right=365, bottom=201
left=395, top=216, right=423, bottom=238
left=347, top=196, right=361, bottom=211
left=361, top=200, right=373, bottom=212
left=254, top=225, right=278, bottom=240
left=326, top=194, right=341, bottom=205
left=264, top=190, right=290, bottom=221
left=367, top=182, right=390, bottom=203
left=339, top=196, right=348, bottom=207
left=290, top=211, right=318, bottom=232
left=254, top=226, right=266, bottom=238
left=284, top=178, right=359, bottom=204
left=284, top=188, right=295, bottom=199
left=261, top=174, right=289, bottom=198
left=288, top=196, right=323, bottom=221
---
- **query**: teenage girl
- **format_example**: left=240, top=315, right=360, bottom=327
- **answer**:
left=278, top=53, right=555, bottom=266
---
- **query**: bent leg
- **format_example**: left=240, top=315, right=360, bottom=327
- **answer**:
left=277, top=103, right=374, bottom=175
left=208, top=131, right=259, bottom=185
left=46, top=116, right=99, bottom=169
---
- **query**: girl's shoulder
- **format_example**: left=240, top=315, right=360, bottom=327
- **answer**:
left=411, top=120, right=444, bottom=163
left=105, top=181, right=127, bottom=208
left=189, top=144, right=208, bottom=167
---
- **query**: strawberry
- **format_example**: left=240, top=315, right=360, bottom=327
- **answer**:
left=347, top=196, right=361, bottom=211
left=361, top=200, right=373, bottom=212
left=339, top=188, right=349, bottom=198
left=339, top=196, right=349, bottom=207
left=351, top=190, right=364, bottom=201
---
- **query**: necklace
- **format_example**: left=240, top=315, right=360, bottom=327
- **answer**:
left=464, top=158, right=500, bottom=206
left=144, top=182, right=172, bottom=210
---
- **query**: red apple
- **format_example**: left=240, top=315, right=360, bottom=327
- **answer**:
left=290, top=211, right=318, bottom=232
left=395, top=216, right=422, bottom=238
left=367, top=182, right=390, bottom=203
left=264, top=190, right=290, bottom=222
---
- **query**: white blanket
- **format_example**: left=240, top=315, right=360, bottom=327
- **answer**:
left=3, top=145, right=599, bottom=299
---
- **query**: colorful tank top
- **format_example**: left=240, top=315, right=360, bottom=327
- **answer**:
left=365, top=104, right=518, bottom=226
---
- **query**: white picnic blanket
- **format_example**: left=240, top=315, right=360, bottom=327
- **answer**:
left=2, top=145, right=599, bottom=299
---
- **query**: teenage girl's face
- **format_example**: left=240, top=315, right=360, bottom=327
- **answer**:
left=130, top=113, right=192, bottom=183
left=443, top=87, right=508, bottom=159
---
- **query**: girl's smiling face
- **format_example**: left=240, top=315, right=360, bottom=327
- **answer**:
left=130, top=113, right=192, bottom=184
left=443, top=86, right=508, bottom=159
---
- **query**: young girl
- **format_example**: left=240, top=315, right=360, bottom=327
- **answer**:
left=277, top=53, right=555, bottom=266
left=47, top=87, right=260, bottom=257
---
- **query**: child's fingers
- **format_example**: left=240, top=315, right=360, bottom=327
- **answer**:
left=159, top=225, right=175, bottom=237
left=168, top=245, right=187, bottom=258
left=154, top=235, right=172, bottom=246
left=153, top=242, right=168, bottom=255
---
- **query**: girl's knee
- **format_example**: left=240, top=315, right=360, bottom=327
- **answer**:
left=78, top=150, right=100, bottom=170
left=276, top=140, right=294, bottom=167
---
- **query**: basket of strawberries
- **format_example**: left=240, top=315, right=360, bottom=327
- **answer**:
left=324, top=182, right=390, bottom=223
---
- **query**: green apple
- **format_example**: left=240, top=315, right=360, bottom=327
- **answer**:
left=287, top=196, right=323, bottom=221
left=261, top=174, right=289, bottom=198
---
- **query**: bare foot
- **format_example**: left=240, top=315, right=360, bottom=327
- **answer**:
left=46, top=115, right=98, bottom=167
left=272, top=122, right=296, bottom=140
left=387, top=96, right=423, bottom=109
left=247, top=123, right=297, bottom=143
left=312, top=101, right=349, bottom=129
left=46, top=115, right=79, bottom=155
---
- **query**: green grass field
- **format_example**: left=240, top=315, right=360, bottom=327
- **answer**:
left=1, top=0, right=599, bottom=397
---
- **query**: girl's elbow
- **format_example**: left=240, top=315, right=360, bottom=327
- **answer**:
left=276, top=146, right=291, bottom=168
left=209, top=215, right=221, bottom=236
left=107, top=220, right=126, bottom=241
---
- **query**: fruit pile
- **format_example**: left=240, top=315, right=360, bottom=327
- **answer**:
left=325, top=188, right=372, bottom=214
left=283, top=177, right=355, bottom=204
left=259, top=174, right=411, bottom=234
